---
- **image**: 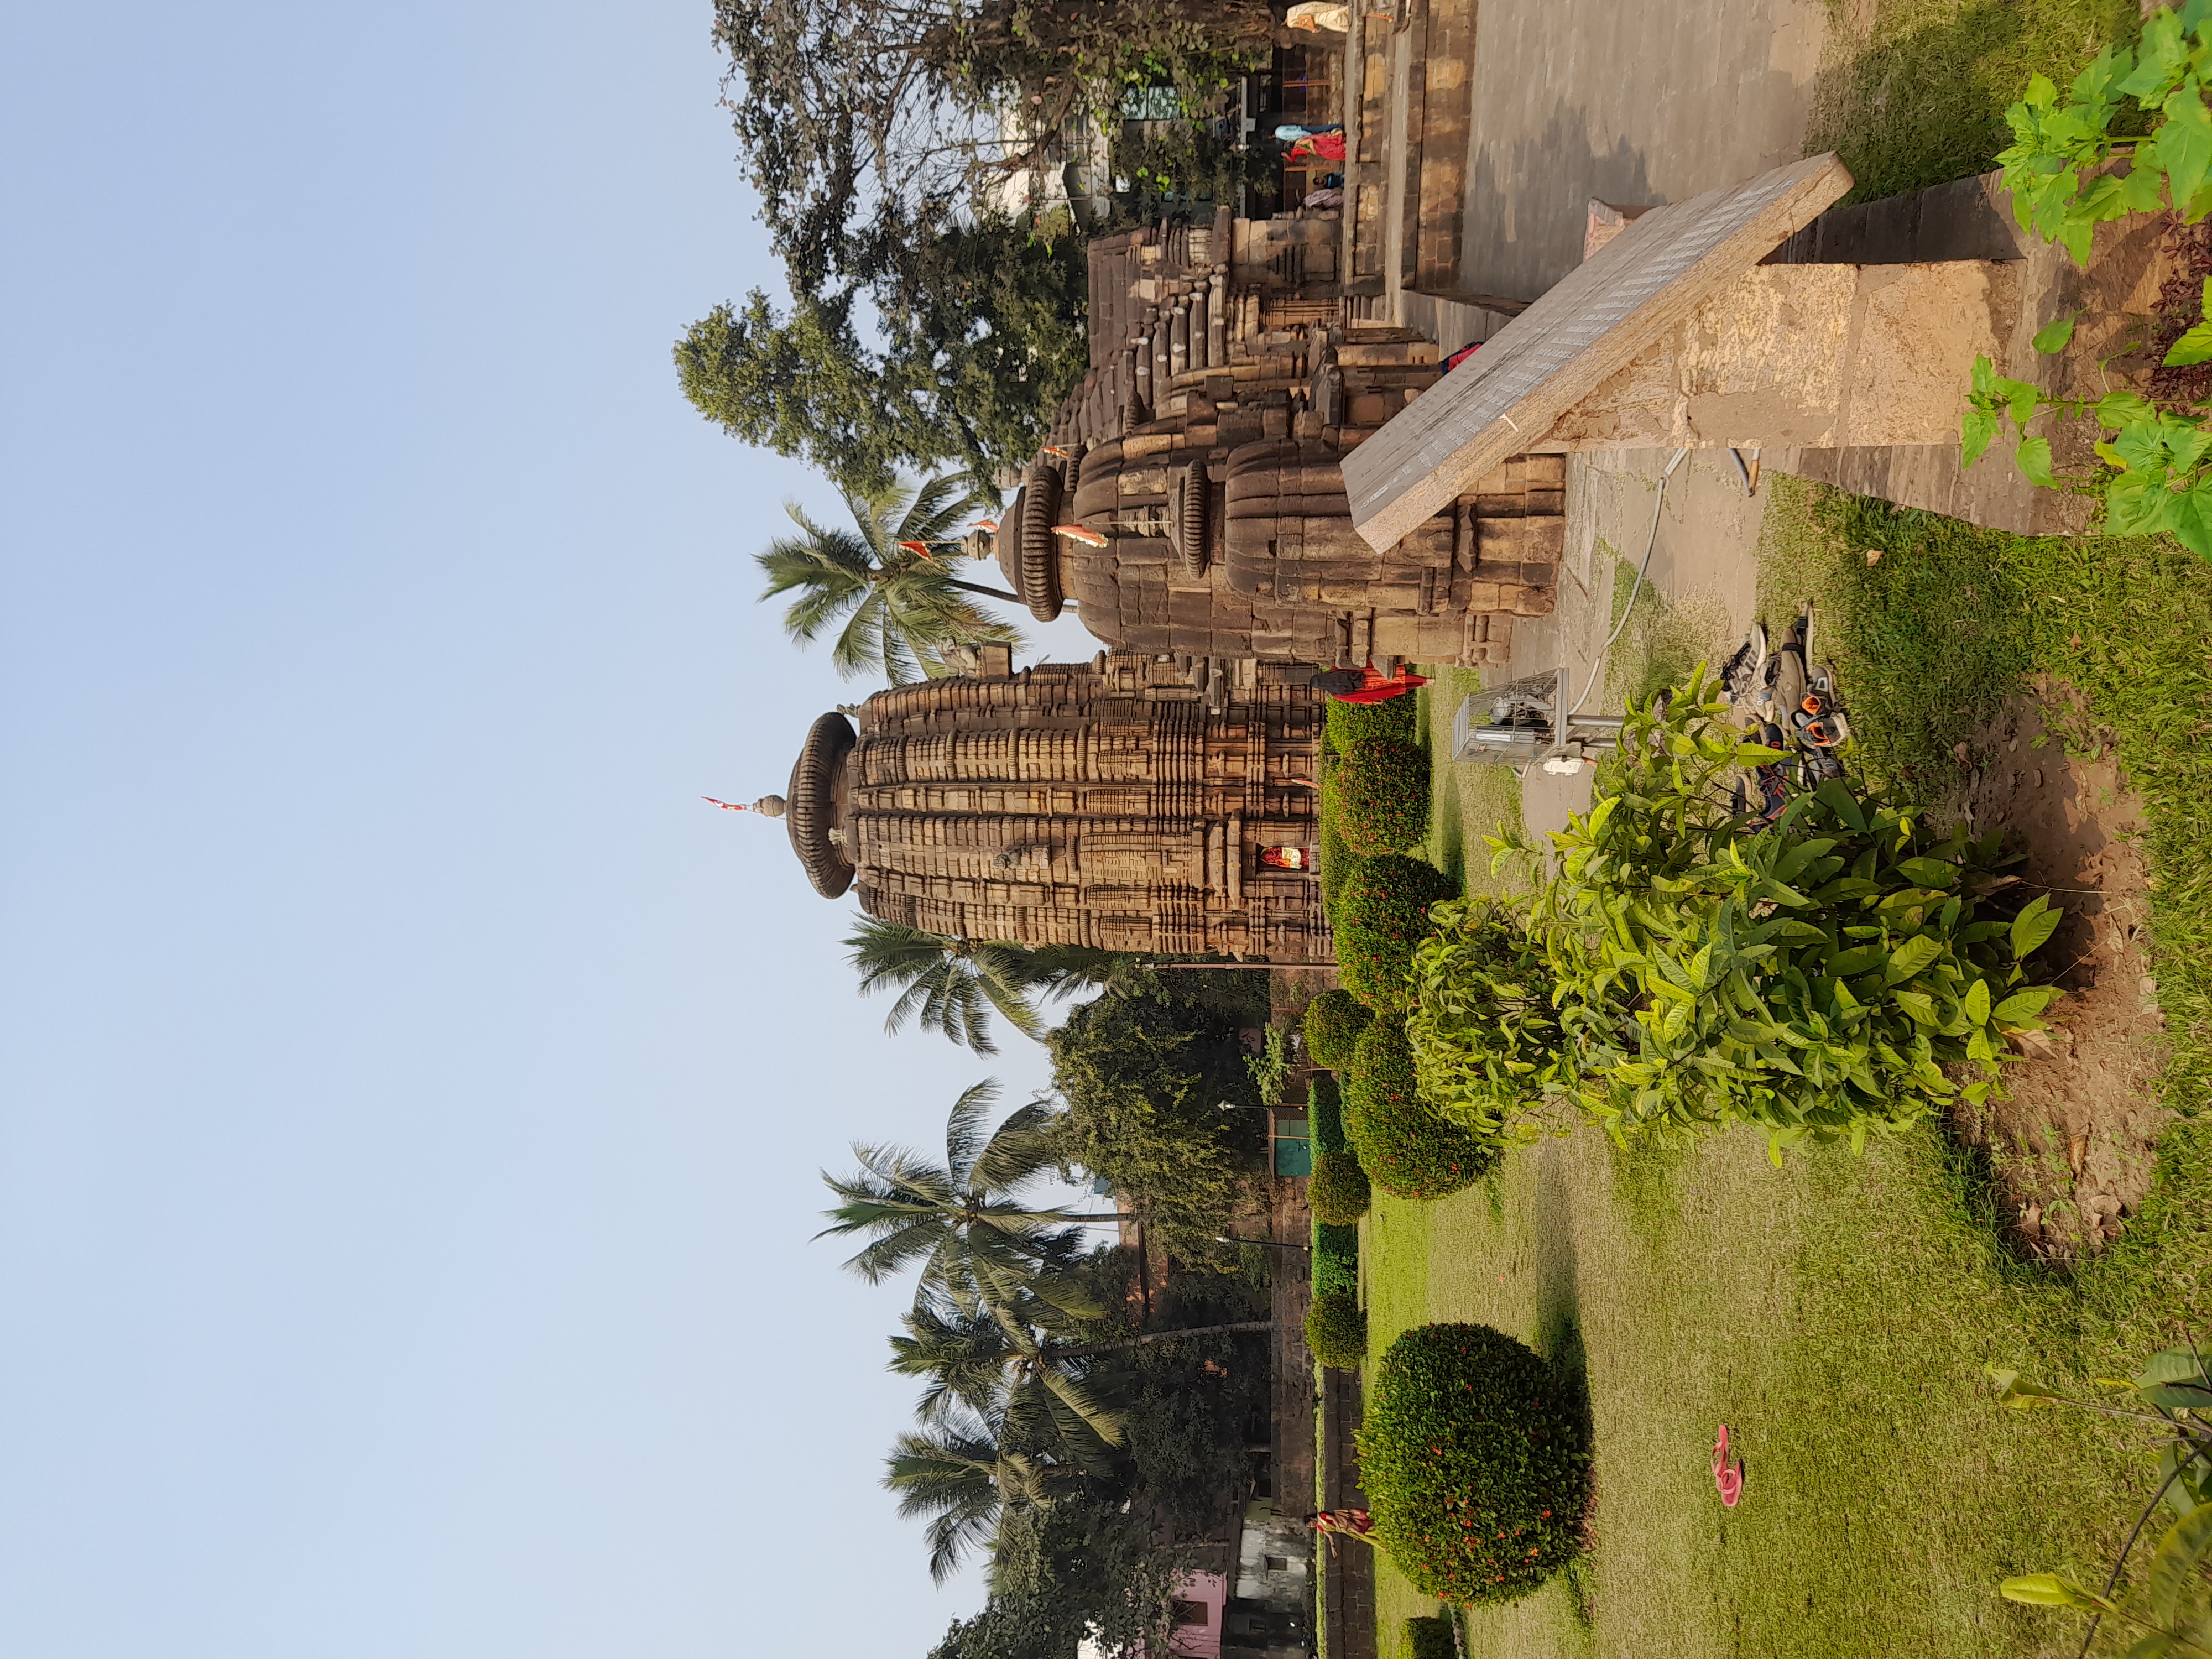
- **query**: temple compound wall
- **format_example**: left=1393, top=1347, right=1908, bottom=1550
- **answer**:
left=782, top=646, right=1330, bottom=961
left=987, top=207, right=1566, bottom=672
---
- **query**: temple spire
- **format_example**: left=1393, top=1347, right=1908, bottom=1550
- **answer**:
left=703, top=795, right=787, bottom=818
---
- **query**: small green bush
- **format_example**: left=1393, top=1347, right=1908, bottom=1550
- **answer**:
left=1308, top=1147, right=1373, bottom=1224
left=1398, top=1616, right=1455, bottom=1659
left=1305, top=1287, right=1367, bottom=1369
left=1303, top=988, right=1373, bottom=1071
left=1343, top=1016, right=1496, bottom=1200
left=1310, top=1072, right=1348, bottom=1152
left=1359, top=1323, right=1589, bottom=1604
left=1327, top=692, right=1418, bottom=755
left=1334, top=854, right=1459, bottom=1011
left=1330, top=737, right=1431, bottom=855
left=1313, top=1221, right=1359, bottom=1299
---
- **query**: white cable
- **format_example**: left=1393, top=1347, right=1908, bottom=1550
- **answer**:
left=1566, top=446, right=1689, bottom=717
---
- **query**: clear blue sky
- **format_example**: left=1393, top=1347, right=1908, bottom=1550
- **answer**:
left=0, top=4, right=1103, bottom=1654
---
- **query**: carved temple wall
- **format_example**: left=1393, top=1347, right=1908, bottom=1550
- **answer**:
left=784, top=649, right=1331, bottom=961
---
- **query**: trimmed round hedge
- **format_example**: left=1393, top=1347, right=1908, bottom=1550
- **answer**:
left=1305, top=1287, right=1367, bottom=1369
left=1335, top=854, right=1459, bottom=1011
left=1331, top=737, right=1431, bottom=855
left=1343, top=1016, right=1495, bottom=1200
left=1359, top=1323, right=1590, bottom=1604
left=1326, top=692, right=1419, bottom=755
left=1398, top=1616, right=1455, bottom=1659
left=1303, top=988, right=1373, bottom=1071
left=1308, top=1147, right=1373, bottom=1224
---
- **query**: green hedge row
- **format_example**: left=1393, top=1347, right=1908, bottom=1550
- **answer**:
left=1309, top=1147, right=1372, bottom=1223
left=1359, top=1323, right=1590, bottom=1604
left=1326, top=736, right=1431, bottom=857
left=1313, top=1222, right=1359, bottom=1300
left=1310, top=1072, right=1348, bottom=1152
left=1326, top=693, right=1418, bottom=754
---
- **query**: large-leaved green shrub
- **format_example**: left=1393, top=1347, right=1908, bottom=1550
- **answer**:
left=1343, top=1015, right=1495, bottom=1199
left=1406, top=898, right=1564, bottom=1143
left=1305, top=1287, right=1366, bottom=1369
left=1335, top=854, right=1459, bottom=1011
left=1303, top=988, right=1373, bottom=1071
left=1359, top=1323, right=1589, bottom=1604
left=1419, top=672, right=2064, bottom=1159
left=1307, top=1147, right=1373, bottom=1224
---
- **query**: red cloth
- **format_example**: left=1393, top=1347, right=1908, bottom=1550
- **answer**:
left=1289, top=132, right=1347, bottom=163
left=1329, top=664, right=1428, bottom=704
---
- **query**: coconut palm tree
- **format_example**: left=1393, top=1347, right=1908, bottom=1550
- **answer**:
left=843, top=917, right=1123, bottom=1054
left=817, top=1081, right=1113, bottom=1315
left=890, top=1299, right=1128, bottom=1449
left=884, top=1405, right=1109, bottom=1582
left=757, top=472, right=1023, bottom=682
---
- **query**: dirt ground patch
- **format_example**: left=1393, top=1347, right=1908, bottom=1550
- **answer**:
left=1942, top=681, right=2169, bottom=1262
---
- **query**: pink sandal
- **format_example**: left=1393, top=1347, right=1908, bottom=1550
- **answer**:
left=1713, top=1425, right=1744, bottom=1507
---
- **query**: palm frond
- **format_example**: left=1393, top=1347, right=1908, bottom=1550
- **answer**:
left=941, top=1077, right=1003, bottom=1182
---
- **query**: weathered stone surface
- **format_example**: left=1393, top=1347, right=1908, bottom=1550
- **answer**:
left=775, top=654, right=1331, bottom=960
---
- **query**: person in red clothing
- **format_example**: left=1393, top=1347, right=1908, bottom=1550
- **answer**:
left=1304, top=662, right=1430, bottom=702
left=1306, top=1510, right=1377, bottom=1552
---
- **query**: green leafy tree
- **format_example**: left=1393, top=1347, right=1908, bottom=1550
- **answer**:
left=676, top=222, right=1088, bottom=493
left=674, top=290, right=949, bottom=495
left=927, top=1499, right=1193, bottom=1659
left=818, top=1081, right=1111, bottom=1312
left=709, top=0, right=1280, bottom=294
left=757, top=472, right=1021, bottom=682
left=1045, top=992, right=1265, bottom=1255
left=877, top=218, right=1091, bottom=477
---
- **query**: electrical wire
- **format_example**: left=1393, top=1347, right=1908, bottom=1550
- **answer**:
left=1566, top=446, right=1690, bottom=717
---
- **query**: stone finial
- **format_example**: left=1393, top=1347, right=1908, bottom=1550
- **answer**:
left=750, top=794, right=788, bottom=818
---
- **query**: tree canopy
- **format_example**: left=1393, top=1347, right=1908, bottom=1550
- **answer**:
left=709, top=0, right=1279, bottom=294
left=675, top=214, right=1088, bottom=494
left=1045, top=976, right=1271, bottom=1255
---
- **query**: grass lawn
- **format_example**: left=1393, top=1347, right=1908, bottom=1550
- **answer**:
left=1806, top=0, right=2145, bottom=203
left=1355, top=481, right=2212, bottom=1658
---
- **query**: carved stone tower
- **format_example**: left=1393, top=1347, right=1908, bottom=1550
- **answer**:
left=779, top=646, right=1331, bottom=961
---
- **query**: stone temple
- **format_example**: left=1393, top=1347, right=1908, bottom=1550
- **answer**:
left=989, top=205, right=1565, bottom=674
left=779, top=644, right=1331, bottom=962
left=772, top=201, right=1556, bottom=957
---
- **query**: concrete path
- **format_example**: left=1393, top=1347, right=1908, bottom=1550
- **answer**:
left=1498, top=450, right=1773, bottom=836
left=1459, top=0, right=1829, bottom=301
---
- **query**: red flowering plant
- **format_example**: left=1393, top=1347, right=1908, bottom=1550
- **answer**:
left=1334, top=853, right=1459, bottom=1011
left=1357, top=1323, right=1590, bottom=1604
left=1342, top=1015, right=1495, bottom=1201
